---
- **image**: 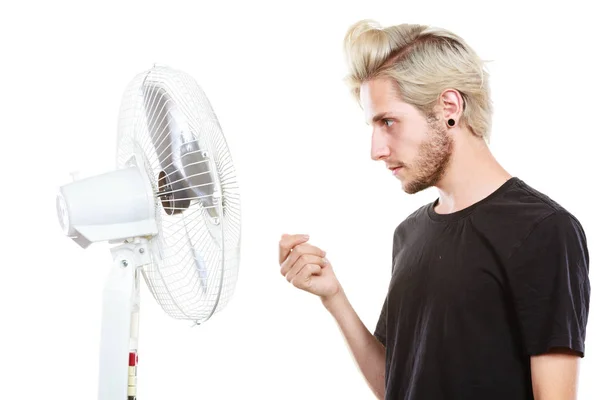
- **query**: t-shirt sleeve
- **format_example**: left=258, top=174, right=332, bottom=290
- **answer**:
left=506, top=211, right=590, bottom=357
left=374, top=296, right=387, bottom=346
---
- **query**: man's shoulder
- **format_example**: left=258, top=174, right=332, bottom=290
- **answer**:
left=475, top=177, right=575, bottom=225
left=473, top=178, right=586, bottom=258
left=393, top=202, right=431, bottom=234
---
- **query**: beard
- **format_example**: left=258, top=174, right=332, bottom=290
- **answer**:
left=402, top=114, right=454, bottom=194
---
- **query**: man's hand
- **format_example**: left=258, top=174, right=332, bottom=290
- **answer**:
left=278, top=233, right=386, bottom=399
left=279, top=234, right=341, bottom=300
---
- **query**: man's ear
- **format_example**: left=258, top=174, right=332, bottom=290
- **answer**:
left=440, top=89, right=464, bottom=123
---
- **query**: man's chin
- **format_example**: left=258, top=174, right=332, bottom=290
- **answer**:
left=402, top=178, right=431, bottom=195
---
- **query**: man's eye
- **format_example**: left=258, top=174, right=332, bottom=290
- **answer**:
left=383, top=119, right=394, bottom=127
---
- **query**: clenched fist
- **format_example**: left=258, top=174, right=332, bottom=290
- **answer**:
left=279, top=234, right=341, bottom=300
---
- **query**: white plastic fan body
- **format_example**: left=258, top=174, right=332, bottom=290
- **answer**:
left=56, top=65, right=241, bottom=400
left=57, top=157, right=155, bottom=400
left=57, top=163, right=158, bottom=247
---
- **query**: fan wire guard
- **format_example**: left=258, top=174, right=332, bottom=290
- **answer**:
left=116, top=65, right=241, bottom=324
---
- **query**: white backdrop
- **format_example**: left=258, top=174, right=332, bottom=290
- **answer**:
left=1, top=0, right=598, bottom=399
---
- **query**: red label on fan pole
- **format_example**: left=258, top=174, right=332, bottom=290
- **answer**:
left=129, top=352, right=137, bottom=366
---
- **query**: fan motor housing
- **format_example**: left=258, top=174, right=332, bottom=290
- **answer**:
left=57, top=165, right=158, bottom=248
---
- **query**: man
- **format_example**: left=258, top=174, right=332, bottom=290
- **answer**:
left=278, top=19, right=591, bottom=400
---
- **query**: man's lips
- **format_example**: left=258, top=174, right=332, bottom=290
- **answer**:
left=388, top=165, right=404, bottom=173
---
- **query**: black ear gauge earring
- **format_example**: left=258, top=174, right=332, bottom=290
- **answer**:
left=447, top=118, right=455, bottom=127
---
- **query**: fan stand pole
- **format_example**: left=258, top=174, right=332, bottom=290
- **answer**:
left=98, top=239, right=149, bottom=400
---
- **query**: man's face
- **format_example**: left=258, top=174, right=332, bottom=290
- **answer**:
left=360, top=78, right=453, bottom=194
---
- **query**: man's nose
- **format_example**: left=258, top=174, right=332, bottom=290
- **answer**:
left=371, top=129, right=390, bottom=161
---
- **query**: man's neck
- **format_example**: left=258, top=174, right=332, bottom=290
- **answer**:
left=434, top=135, right=512, bottom=214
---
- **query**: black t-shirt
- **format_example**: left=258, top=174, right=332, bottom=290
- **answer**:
left=374, top=177, right=590, bottom=400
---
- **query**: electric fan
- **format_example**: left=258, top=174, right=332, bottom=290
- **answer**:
left=55, top=64, right=242, bottom=400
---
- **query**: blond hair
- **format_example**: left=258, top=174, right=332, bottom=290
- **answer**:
left=343, top=19, right=492, bottom=141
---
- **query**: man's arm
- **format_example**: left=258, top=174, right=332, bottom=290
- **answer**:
left=530, top=348, right=581, bottom=400
left=504, top=212, right=589, bottom=399
left=322, top=289, right=386, bottom=400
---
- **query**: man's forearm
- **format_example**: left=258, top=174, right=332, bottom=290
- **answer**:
left=323, top=290, right=386, bottom=400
